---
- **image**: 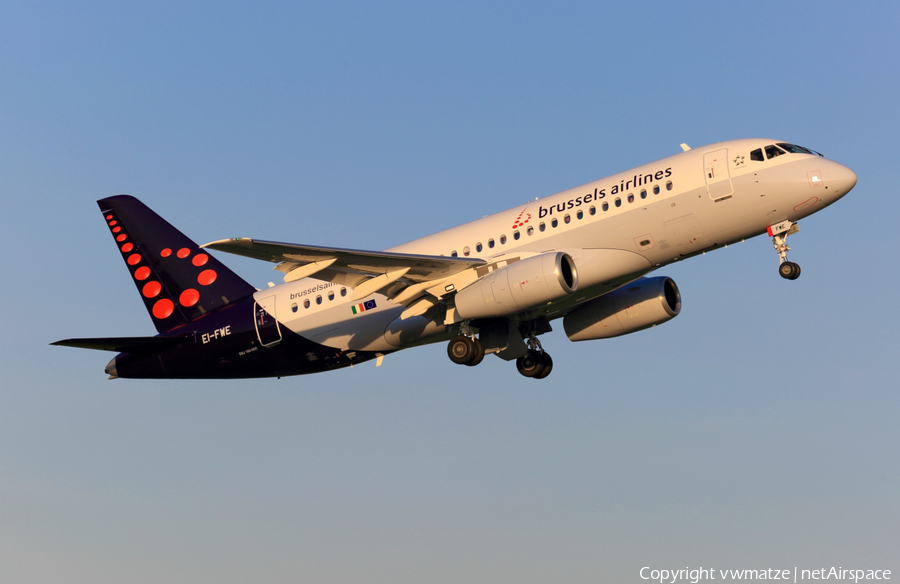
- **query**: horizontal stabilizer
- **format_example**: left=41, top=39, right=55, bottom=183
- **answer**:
left=51, top=335, right=192, bottom=353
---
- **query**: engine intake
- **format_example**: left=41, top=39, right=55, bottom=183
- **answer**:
left=563, top=276, right=681, bottom=341
left=455, top=252, right=577, bottom=319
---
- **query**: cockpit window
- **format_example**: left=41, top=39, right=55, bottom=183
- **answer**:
left=750, top=148, right=764, bottom=161
left=765, top=144, right=786, bottom=159
left=777, top=142, right=823, bottom=156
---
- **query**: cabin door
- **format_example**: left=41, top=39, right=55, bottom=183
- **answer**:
left=254, top=295, right=282, bottom=348
left=704, top=148, right=734, bottom=201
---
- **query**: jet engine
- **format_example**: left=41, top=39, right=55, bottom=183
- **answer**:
left=563, top=276, right=681, bottom=341
left=454, top=252, right=577, bottom=319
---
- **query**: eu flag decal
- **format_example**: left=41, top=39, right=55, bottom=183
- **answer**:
left=350, top=299, right=377, bottom=315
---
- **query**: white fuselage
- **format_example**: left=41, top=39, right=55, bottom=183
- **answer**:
left=255, top=139, right=857, bottom=354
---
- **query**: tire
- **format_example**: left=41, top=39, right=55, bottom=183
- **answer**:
left=447, top=336, right=476, bottom=365
left=779, top=262, right=795, bottom=279
left=789, top=263, right=801, bottom=280
left=533, top=353, right=553, bottom=379
left=516, top=350, right=544, bottom=378
left=466, top=338, right=485, bottom=367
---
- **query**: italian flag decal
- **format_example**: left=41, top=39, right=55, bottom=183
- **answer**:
left=351, top=299, right=377, bottom=315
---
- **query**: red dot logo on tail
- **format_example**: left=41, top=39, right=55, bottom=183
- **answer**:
left=142, top=281, right=162, bottom=298
left=180, top=289, right=200, bottom=307
left=152, top=299, right=174, bottom=319
left=198, top=269, right=217, bottom=286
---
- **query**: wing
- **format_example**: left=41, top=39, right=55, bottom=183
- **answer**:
left=202, top=238, right=486, bottom=305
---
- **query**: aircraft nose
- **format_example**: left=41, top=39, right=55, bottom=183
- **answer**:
left=828, top=161, right=857, bottom=196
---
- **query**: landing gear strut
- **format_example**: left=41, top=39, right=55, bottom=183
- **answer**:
left=516, top=332, right=553, bottom=379
left=770, top=220, right=801, bottom=280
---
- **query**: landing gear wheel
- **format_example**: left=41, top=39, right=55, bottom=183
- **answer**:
left=516, top=349, right=545, bottom=378
left=447, top=336, right=476, bottom=365
left=779, top=261, right=801, bottom=280
left=466, top=338, right=485, bottom=367
left=533, top=353, right=553, bottom=379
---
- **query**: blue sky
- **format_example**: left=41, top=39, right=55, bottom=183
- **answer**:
left=2, top=2, right=898, bottom=582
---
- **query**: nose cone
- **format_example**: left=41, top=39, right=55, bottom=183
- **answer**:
left=829, top=161, right=858, bottom=196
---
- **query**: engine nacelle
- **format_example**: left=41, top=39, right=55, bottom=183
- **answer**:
left=455, top=252, right=577, bottom=319
left=563, top=276, right=681, bottom=341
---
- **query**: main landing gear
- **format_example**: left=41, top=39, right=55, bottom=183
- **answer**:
left=771, top=220, right=801, bottom=280
left=446, top=322, right=553, bottom=379
left=516, top=331, right=553, bottom=379
left=447, top=334, right=485, bottom=367
left=447, top=320, right=485, bottom=367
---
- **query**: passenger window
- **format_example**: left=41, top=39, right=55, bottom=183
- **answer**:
left=476, top=242, right=483, bottom=253
left=328, top=291, right=334, bottom=301
left=304, top=299, right=310, bottom=309
left=627, top=193, right=634, bottom=203
left=615, top=198, right=621, bottom=207
left=463, top=246, right=470, bottom=256
left=666, top=181, right=673, bottom=191
left=513, top=231, right=520, bottom=240
left=750, top=148, right=764, bottom=161
left=640, top=189, right=647, bottom=199
left=451, top=250, right=458, bottom=257
left=500, top=234, right=507, bottom=244
left=341, top=287, right=347, bottom=297
left=602, top=202, right=609, bottom=212
left=653, top=185, right=660, bottom=195
left=589, top=206, right=596, bottom=215
left=539, top=222, right=546, bottom=232
left=488, top=238, right=495, bottom=248
left=765, top=144, right=786, bottom=159
left=576, top=210, right=583, bottom=220
left=527, top=226, right=534, bottom=236
left=552, top=218, right=558, bottom=228
left=316, top=295, right=322, bottom=305
left=291, top=302, right=298, bottom=313
left=564, top=214, right=571, bottom=224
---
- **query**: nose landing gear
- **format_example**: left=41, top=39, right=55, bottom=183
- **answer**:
left=770, top=220, right=801, bottom=280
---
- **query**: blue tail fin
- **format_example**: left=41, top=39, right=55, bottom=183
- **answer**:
left=98, top=195, right=256, bottom=333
